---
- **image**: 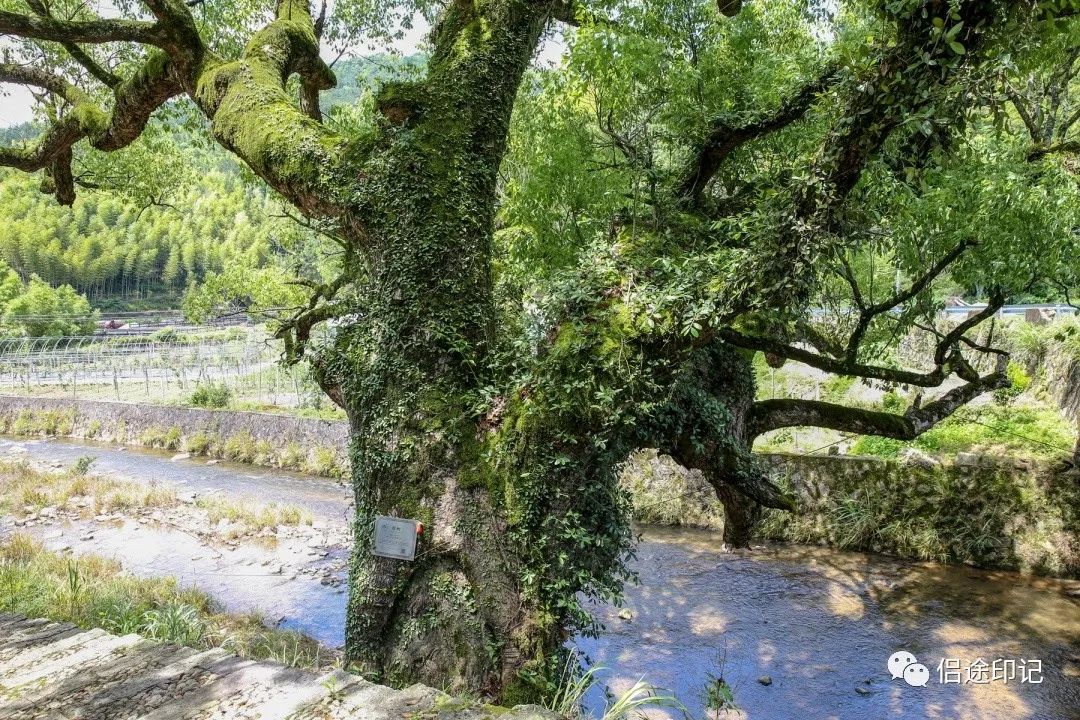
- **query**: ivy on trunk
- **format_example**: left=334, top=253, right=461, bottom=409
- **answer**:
left=2, top=0, right=1076, bottom=702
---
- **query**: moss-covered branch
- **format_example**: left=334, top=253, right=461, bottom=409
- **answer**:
left=0, top=10, right=164, bottom=45
left=0, top=54, right=183, bottom=204
left=749, top=360, right=1010, bottom=438
left=193, top=0, right=342, bottom=217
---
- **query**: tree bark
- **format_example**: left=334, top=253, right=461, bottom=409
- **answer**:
left=657, top=342, right=789, bottom=548
left=333, top=0, right=555, bottom=697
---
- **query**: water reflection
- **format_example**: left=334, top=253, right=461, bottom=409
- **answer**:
left=578, top=527, right=1080, bottom=720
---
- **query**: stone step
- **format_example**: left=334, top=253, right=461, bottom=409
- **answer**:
left=0, top=618, right=80, bottom=654
left=0, top=627, right=113, bottom=676
left=1, top=631, right=143, bottom=688
left=72, top=647, right=232, bottom=720
left=0, top=640, right=179, bottom=715
left=0, top=618, right=559, bottom=720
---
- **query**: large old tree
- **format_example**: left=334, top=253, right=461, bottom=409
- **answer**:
left=3, top=0, right=1079, bottom=701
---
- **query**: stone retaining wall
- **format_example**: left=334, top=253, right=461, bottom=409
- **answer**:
left=764, top=453, right=1080, bottom=577
left=0, top=396, right=350, bottom=478
left=625, top=450, right=1080, bottom=578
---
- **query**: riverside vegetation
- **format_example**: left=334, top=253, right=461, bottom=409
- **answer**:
left=0, top=459, right=331, bottom=670
left=0, top=407, right=347, bottom=479
left=0, top=533, right=331, bottom=670
left=6, top=0, right=1080, bottom=702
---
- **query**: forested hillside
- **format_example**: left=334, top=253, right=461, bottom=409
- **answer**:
left=0, top=170, right=281, bottom=303
left=0, top=56, right=402, bottom=310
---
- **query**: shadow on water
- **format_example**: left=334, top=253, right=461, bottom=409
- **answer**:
left=576, top=527, right=1080, bottom=720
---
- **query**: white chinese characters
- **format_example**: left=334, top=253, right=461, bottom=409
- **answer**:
left=937, top=657, right=1042, bottom=685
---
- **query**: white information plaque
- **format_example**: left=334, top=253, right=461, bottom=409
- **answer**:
left=372, top=515, right=419, bottom=561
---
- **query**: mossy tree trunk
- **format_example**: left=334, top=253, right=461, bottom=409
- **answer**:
left=657, top=342, right=786, bottom=548
left=330, top=0, right=556, bottom=696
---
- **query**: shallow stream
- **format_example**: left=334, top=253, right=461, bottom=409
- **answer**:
left=1, top=436, right=1077, bottom=719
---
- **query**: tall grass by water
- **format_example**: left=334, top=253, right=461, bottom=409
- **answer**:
left=0, top=459, right=312, bottom=533
left=0, top=533, right=333, bottom=669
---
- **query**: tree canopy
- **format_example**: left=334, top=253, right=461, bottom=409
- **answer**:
left=3, top=0, right=1080, bottom=701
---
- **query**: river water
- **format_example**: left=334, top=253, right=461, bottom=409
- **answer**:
left=1, top=436, right=1078, bottom=719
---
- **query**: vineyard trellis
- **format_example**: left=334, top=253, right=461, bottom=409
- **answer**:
left=0, top=327, right=325, bottom=409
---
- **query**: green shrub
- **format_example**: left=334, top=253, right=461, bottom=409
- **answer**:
left=822, top=375, right=856, bottom=403
left=222, top=432, right=256, bottom=463
left=10, top=410, right=32, bottom=435
left=149, top=328, right=180, bottom=343
left=185, top=431, right=212, bottom=456
left=188, top=383, right=232, bottom=409
left=140, top=427, right=168, bottom=448
left=306, top=446, right=343, bottom=478
left=253, top=440, right=275, bottom=465
left=71, top=456, right=96, bottom=476
left=141, top=602, right=208, bottom=645
left=994, top=361, right=1033, bottom=405
left=278, top=442, right=306, bottom=471
left=880, top=391, right=906, bottom=413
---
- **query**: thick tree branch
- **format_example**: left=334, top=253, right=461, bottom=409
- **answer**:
left=0, top=10, right=164, bottom=46
left=192, top=0, right=340, bottom=217
left=719, top=327, right=950, bottom=387
left=0, top=52, right=183, bottom=204
left=719, top=289, right=1006, bottom=388
left=934, top=290, right=1006, bottom=366
left=678, top=68, right=834, bottom=202
left=24, top=0, right=121, bottom=87
left=749, top=359, right=1009, bottom=438
left=1027, top=139, right=1080, bottom=160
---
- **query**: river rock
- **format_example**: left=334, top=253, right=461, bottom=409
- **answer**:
left=899, top=448, right=940, bottom=470
left=955, top=452, right=983, bottom=467
left=757, top=675, right=772, bottom=686
left=617, top=608, right=633, bottom=621
left=171, top=453, right=191, bottom=462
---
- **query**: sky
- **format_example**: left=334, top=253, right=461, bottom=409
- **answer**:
left=0, top=86, right=35, bottom=128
